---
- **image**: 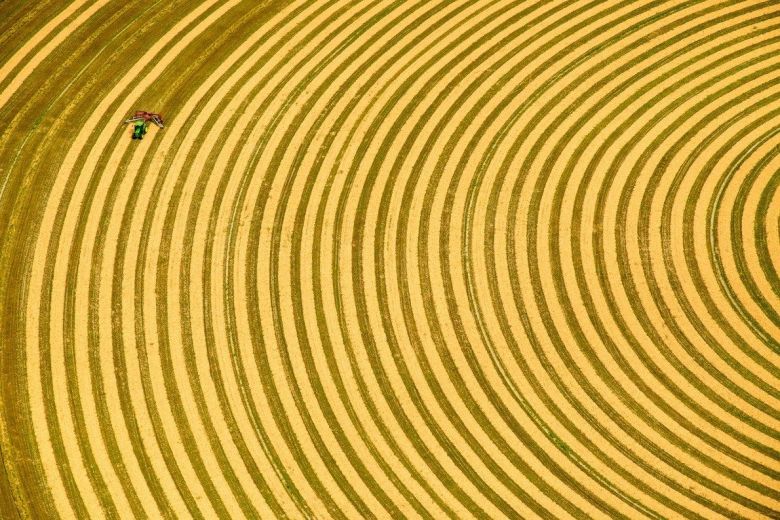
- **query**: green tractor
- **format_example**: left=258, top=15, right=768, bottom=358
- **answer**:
left=132, top=120, right=147, bottom=140
left=124, top=111, right=164, bottom=140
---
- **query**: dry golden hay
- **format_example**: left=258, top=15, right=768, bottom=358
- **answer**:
left=0, top=0, right=778, bottom=518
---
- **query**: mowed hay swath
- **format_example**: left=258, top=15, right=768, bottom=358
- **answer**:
left=0, top=0, right=778, bottom=518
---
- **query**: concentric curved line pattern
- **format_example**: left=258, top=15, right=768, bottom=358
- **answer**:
left=0, top=0, right=778, bottom=518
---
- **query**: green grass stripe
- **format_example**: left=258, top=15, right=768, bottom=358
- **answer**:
left=754, top=156, right=780, bottom=301
left=725, top=135, right=780, bottom=332
left=708, top=126, right=780, bottom=347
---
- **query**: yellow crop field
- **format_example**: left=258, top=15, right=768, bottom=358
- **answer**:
left=0, top=0, right=778, bottom=518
